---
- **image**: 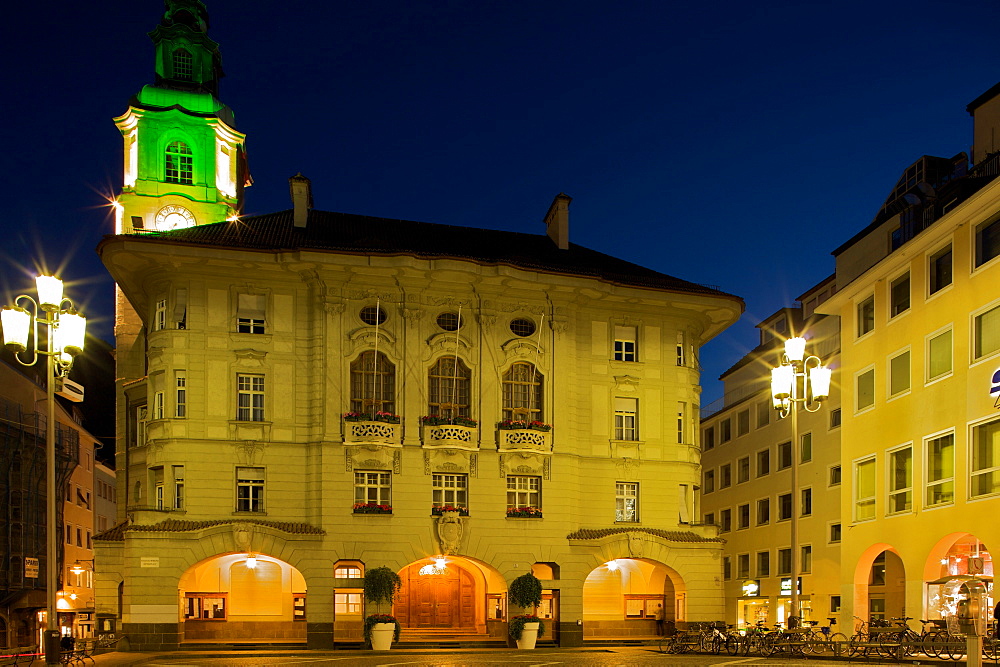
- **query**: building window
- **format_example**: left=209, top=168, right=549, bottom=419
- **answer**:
left=974, top=304, right=1000, bottom=361
left=236, top=374, right=265, bottom=422
left=830, top=464, right=842, bottom=486
left=723, top=556, right=732, bottom=580
left=703, top=427, right=715, bottom=450
left=800, top=432, right=812, bottom=463
left=236, top=467, right=264, bottom=512
left=830, top=522, right=842, bottom=543
left=236, top=293, right=266, bottom=333
left=719, top=418, right=732, bottom=443
left=927, top=329, right=952, bottom=381
left=737, top=456, right=750, bottom=483
left=888, top=446, right=913, bottom=513
left=778, top=493, right=792, bottom=520
left=801, top=487, right=812, bottom=516
left=926, top=432, right=955, bottom=506
left=757, top=551, right=770, bottom=577
left=703, top=470, right=715, bottom=494
left=615, top=482, right=639, bottom=522
left=975, top=217, right=1000, bottom=267
left=436, top=312, right=463, bottom=331
left=334, top=565, right=362, bottom=578
left=334, top=593, right=362, bottom=615
left=756, top=449, right=770, bottom=477
left=830, top=408, right=842, bottom=429
left=888, top=350, right=910, bottom=397
left=184, top=594, right=227, bottom=620
left=165, top=141, right=193, bottom=185
left=720, top=463, right=732, bottom=488
left=509, top=318, right=536, bottom=337
left=737, top=503, right=750, bottom=530
left=777, top=548, right=792, bottom=576
left=720, top=508, right=732, bottom=532
left=857, top=295, right=875, bottom=337
left=355, top=471, right=391, bottom=506
left=777, top=441, right=792, bottom=470
left=175, top=371, right=187, bottom=418
left=351, top=351, right=396, bottom=415
left=614, top=397, right=638, bottom=441
left=856, top=368, right=875, bottom=412
left=971, top=418, right=1000, bottom=498
left=737, top=409, right=750, bottom=436
left=507, top=475, right=541, bottom=509
left=172, top=48, right=193, bottom=80
left=929, top=245, right=953, bottom=294
left=734, top=554, right=750, bottom=579
left=757, top=399, right=770, bottom=428
left=831, top=595, right=842, bottom=613
left=173, top=465, right=185, bottom=509
left=614, top=326, right=636, bottom=361
left=801, top=545, right=812, bottom=573
left=756, top=498, right=770, bottom=525
left=677, top=402, right=686, bottom=444
left=676, top=331, right=686, bottom=367
left=889, top=273, right=910, bottom=318
left=153, top=391, right=164, bottom=420
left=502, top=362, right=542, bottom=422
left=432, top=473, right=468, bottom=508
left=428, top=356, right=471, bottom=419
left=854, top=457, right=876, bottom=521
left=154, top=299, right=167, bottom=331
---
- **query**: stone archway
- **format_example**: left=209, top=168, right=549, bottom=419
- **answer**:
left=852, top=543, right=905, bottom=622
left=923, top=533, right=994, bottom=620
left=395, top=557, right=480, bottom=632
left=582, top=558, right=683, bottom=639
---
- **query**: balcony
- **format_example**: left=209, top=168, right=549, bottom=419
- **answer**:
left=497, top=423, right=552, bottom=453
left=343, top=414, right=401, bottom=447
left=422, top=424, right=479, bottom=451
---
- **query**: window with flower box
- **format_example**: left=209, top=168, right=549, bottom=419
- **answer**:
left=432, top=473, right=468, bottom=511
left=354, top=471, right=391, bottom=512
left=506, top=475, right=541, bottom=514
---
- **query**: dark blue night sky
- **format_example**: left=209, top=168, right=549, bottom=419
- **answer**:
left=3, top=0, right=999, bottom=402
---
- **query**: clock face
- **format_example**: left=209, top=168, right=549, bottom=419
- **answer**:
left=154, top=205, right=196, bottom=231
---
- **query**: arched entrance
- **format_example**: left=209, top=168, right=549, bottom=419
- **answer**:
left=582, top=558, right=683, bottom=639
left=395, top=557, right=480, bottom=631
left=178, top=552, right=306, bottom=643
left=853, top=544, right=905, bottom=622
left=924, top=533, right=994, bottom=620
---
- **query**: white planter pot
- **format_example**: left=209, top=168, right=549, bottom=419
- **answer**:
left=371, top=622, right=395, bottom=650
left=515, top=622, right=539, bottom=649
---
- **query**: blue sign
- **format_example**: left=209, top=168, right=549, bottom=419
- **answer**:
left=991, top=369, right=1000, bottom=396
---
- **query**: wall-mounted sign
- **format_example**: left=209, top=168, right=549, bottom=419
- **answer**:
left=25, top=557, right=39, bottom=578
left=741, top=579, right=760, bottom=596
left=991, top=369, right=1000, bottom=403
left=780, top=577, right=802, bottom=595
left=140, top=557, right=160, bottom=568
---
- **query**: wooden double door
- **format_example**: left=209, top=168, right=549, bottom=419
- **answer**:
left=395, top=562, right=477, bottom=629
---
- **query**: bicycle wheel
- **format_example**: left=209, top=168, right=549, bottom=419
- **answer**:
left=759, top=633, right=777, bottom=657
left=829, top=631, right=849, bottom=656
left=877, top=635, right=900, bottom=661
left=657, top=636, right=672, bottom=654
left=983, top=636, right=999, bottom=661
left=944, top=635, right=965, bottom=661
left=847, top=632, right=864, bottom=657
left=921, top=630, right=942, bottom=658
left=725, top=634, right=741, bottom=655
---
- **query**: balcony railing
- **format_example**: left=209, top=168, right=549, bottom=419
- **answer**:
left=497, top=427, right=552, bottom=453
left=343, top=419, right=401, bottom=446
left=422, top=424, right=478, bottom=450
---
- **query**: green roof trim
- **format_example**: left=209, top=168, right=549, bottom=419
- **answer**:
left=138, top=85, right=224, bottom=114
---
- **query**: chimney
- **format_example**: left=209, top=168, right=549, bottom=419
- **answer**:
left=289, top=173, right=313, bottom=228
left=543, top=192, right=572, bottom=249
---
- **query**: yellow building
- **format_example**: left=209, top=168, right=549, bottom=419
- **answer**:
left=700, top=279, right=843, bottom=629
left=93, top=2, right=743, bottom=651
left=821, top=83, right=1000, bottom=627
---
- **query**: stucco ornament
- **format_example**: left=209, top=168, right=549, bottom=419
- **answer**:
left=233, top=522, right=254, bottom=552
left=436, top=512, right=464, bottom=555
left=628, top=532, right=645, bottom=557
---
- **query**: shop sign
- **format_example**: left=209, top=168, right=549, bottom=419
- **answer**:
left=25, top=557, right=39, bottom=578
left=780, top=577, right=802, bottom=594
left=741, top=579, right=760, bottom=596
left=140, top=557, right=160, bottom=568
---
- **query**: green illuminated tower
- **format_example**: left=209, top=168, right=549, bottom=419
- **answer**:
left=114, top=0, right=249, bottom=233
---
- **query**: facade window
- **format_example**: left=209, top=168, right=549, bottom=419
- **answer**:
left=756, top=449, right=770, bottom=477
left=777, top=441, right=792, bottom=470
left=757, top=399, right=770, bottom=428
left=737, top=503, right=750, bottom=529
left=719, top=418, right=732, bottom=443
left=888, top=350, right=910, bottom=397
left=236, top=467, right=264, bottom=512
left=854, top=457, right=876, bottom=521
left=800, top=432, right=812, bottom=463
left=975, top=217, right=1000, bottom=267
left=756, top=551, right=770, bottom=577
left=173, top=465, right=185, bottom=509
left=334, top=565, right=362, bottom=578
left=236, top=293, right=266, bottom=333
left=677, top=403, right=686, bottom=444
left=974, top=304, right=1000, bottom=360
left=778, top=492, right=792, bottom=520
left=154, top=480, right=164, bottom=510
left=436, top=312, right=463, bottom=331
left=703, top=470, right=715, bottom=494
left=165, top=140, right=193, bottom=185
left=737, top=409, right=750, bottom=436
left=185, top=594, right=227, bottom=620
left=614, top=397, right=638, bottom=441
left=801, top=545, right=813, bottom=573
left=351, top=351, right=396, bottom=414
left=154, top=299, right=167, bottom=331
left=675, top=331, right=686, bottom=366
left=927, top=329, right=953, bottom=381
left=857, top=295, right=875, bottom=337
left=507, top=475, right=541, bottom=508
left=172, top=48, right=193, bottom=80
left=175, top=371, right=187, bottom=418
left=830, top=408, right=842, bottom=429
left=830, top=522, right=842, bottom=543
left=801, top=487, right=812, bottom=516
left=926, top=432, right=955, bottom=506
left=614, top=326, right=637, bottom=361
left=236, top=374, right=265, bottom=422
left=971, top=418, right=1000, bottom=498
left=831, top=595, right=842, bottom=613
left=432, top=473, right=468, bottom=508
left=615, top=482, right=639, bottom=522
left=509, top=318, right=536, bottom=337
left=153, top=391, right=164, bottom=420
left=703, top=427, right=715, bottom=450
left=856, top=368, right=875, bottom=412
left=428, top=356, right=471, bottom=418
left=502, top=362, right=542, bottom=422
left=929, top=245, right=953, bottom=294
left=720, top=463, right=732, bottom=488
left=889, top=273, right=910, bottom=317
left=720, top=508, right=732, bottom=532
left=359, top=305, right=387, bottom=326
left=775, top=548, right=791, bottom=576
left=723, top=556, right=732, bottom=580
left=355, top=471, right=391, bottom=505
left=888, top=446, right=913, bottom=513
left=830, top=464, right=842, bottom=486
left=737, top=456, right=750, bottom=483
left=756, top=498, right=770, bottom=525
left=334, top=593, right=362, bottom=615
left=737, top=554, right=750, bottom=579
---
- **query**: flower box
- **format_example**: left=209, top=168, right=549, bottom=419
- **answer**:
left=421, top=415, right=478, bottom=427
left=506, top=506, right=543, bottom=518
left=431, top=505, right=469, bottom=516
left=497, top=419, right=551, bottom=431
left=343, top=411, right=400, bottom=424
left=353, top=503, right=393, bottom=515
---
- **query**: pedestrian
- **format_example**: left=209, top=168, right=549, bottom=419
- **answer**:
left=654, top=603, right=665, bottom=635
left=994, top=599, right=1000, bottom=638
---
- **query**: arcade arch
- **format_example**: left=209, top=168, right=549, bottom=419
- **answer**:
left=924, top=533, right=994, bottom=620
left=852, top=544, right=905, bottom=622
left=582, top=558, right=684, bottom=639
left=392, top=555, right=506, bottom=634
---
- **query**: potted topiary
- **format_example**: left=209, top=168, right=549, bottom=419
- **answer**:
left=507, top=571, right=544, bottom=649
left=363, top=566, right=402, bottom=650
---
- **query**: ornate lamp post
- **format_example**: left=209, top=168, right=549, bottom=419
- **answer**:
left=1, top=275, right=86, bottom=665
left=771, top=336, right=830, bottom=624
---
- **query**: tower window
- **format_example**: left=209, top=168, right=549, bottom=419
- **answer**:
left=166, top=141, right=193, bottom=185
left=173, top=49, right=194, bottom=81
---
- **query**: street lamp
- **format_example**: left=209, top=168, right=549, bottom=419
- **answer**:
left=1, top=275, right=86, bottom=665
left=771, top=336, right=830, bottom=625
